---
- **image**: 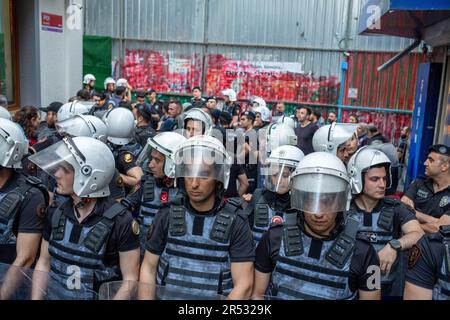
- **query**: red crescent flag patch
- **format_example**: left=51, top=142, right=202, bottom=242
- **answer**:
left=271, top=215, right=283, bottom=225
left=160, top=191, right=169, bottom=203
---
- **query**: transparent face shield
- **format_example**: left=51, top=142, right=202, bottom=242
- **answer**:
left=27, top=140, right=78, bottom=178
left=174, top=145, right=229, bottom=185
left=263, top=162, right=296, bottom=194
left=290, top=173, right=350, bottom=214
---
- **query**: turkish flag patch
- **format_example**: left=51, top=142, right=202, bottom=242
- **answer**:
left=160, top=191, right=169, bottom=203
left=271, top=215, right=283, bottom=225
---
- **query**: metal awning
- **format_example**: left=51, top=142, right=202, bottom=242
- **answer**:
left=359, top=0, right=450, bottom=45
left=359, top=0, right=450, bottom=72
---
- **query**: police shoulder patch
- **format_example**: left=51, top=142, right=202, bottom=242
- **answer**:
left=439, top=196, right=449, bottom=208
left=36, top=203, right=47, bottom=219
left=408, top=245, right=422, bottom=269
left=124, top=153, right=133, bottom=163
left=131, top=219, right=140, bottom=236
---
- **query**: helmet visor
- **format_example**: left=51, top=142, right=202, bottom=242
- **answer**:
left=263, top=163, right=296, bottom=193
left=291, top=173, right=350, bottom=214
left=174, top=145, right=229, bottom=184
left=28, top=140, right=77, bottom=178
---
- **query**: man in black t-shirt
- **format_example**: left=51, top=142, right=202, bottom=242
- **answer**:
left=347, top=147, right=423, bottom=297
left=0, top=119, right=48, bottom=272
left=294, top=107, right=318, bottom=155
left=404, top=225, right=450, bottom=300
left=29, top=137, right=140, bottom=300
left=253, top=152, right=381, bottom=300
left=140, top=135, right=254, bottom=299
left=402, top=144, right=450, bottom=234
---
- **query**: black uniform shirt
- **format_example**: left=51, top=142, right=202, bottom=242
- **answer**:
left=146, top=199, right=255, bottom=263
left=405, top=235, right=444, bottom=290
left=1, top=171, right=46, bottom=234
left=0, top=171, right=46, bottom=263
left=404, top=177, right=450, bottom=218
left=255, top=216, right=380, bottom=292
left=115, top=149, right=137, bottom=174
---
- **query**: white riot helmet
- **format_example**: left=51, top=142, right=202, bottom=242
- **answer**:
left=173, top=135, right=232, bottom=189
left=221, top=89, right=237, bottom=102
left=56, top=114, right=108, bottom=142
left=182, top=108, right=213, bottom=137
left=0, top=106, right=11, bottom=120
left=57, top=101, right=93, bottom=122
left=347, top=146, right=391, bottom=195
left=312, top=123, right=359, bottom=155
left=138, top=132, right=188, bottom=178
left=83, top=74, right=96, bottom=85
left=264, top=145, right=305, bottom=193
left=266, top=123, right=298, bottom=155
left=0, top=118, right=29, bottom=168
left=252, top=96, right=267, bottom=109
left=367, top=143, right=399, bottom=167
left=104, top=77, right=116, bottom=90
left=275, top=115, right=296, bottom=129
left=291, top=152, right=351, bottom=214
left=116, top=78, right=128, bottom=88
left=253, top=105, right=271, bottom=123
left=102, top=107, right=135, bottom=146
left=29, top=137, right=115, bottom=198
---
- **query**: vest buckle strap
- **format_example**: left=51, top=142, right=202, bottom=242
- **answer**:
left=283, top=226, right=303, bottom=256
left=169, top=205, right=186, bottom=237
left=255, top=204, right=269, bottom=228
left=377, top=199, right=397, bottom=232
left=210, top=212, right=235, bottom=244
left=142, top=175, right=156, bottom=203
left=0, top=191, right=22, bottom=220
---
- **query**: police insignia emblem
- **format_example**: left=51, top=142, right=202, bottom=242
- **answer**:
left=124, top=154, right=133, bottom=163
left=131, top=220, right=140, bottom=235
left=408, top=245, right=421, bottom=269
left=440, top=196, right=449, bottom=208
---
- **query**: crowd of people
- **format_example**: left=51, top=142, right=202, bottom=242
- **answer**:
left=0, top=73, right=448, bottom=300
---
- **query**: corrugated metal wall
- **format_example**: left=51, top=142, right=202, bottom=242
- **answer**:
left=86, top=0, right=415, bottom=51
left=85, top=0, right=421, bottom=111
left=343, top=52, right=426, bottom=110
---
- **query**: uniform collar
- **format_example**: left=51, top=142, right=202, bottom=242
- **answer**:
left=60, top=197, right=111, bottom=225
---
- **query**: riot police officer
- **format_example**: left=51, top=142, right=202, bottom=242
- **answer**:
left=0, top=119, right=49, bottom=265
left=181, top=108, right=213, bottom=138
left=245, top=145, right=304, bottom=245
left=140, top=135, right=254, bottom=299
left=136, top=132, right=187, bottom=258
left=313, top=122, right=359, bottom=164
left=347, top=147, right=423, bottom=297
left=103, top=108, right=144, bottom=190
left=29, top=137, right=140, bottom=300
left=0, top=119, right=49, bottom=299
left=55, top=114, right=126, bottom=202
left=132, top=103, right=156, bottom=149
left=253, top=152, right=381, bottom=300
